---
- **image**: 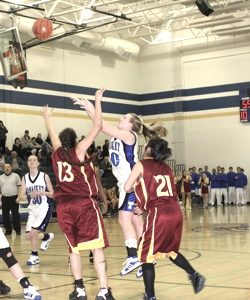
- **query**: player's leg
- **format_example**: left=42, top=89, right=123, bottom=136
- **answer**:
left=0, top=228, right=41, bottom=299
left=167, top=251, right=205, bottom=294
left=118, top=191, right=141, bottom=276
left=141, top=263, right=156, bottom=300
left=26, top=228, right=40, bottom=265
left=38, top=203, right=54, bottom=251
left=38, top=232, right=54, bottom=251
left=1, top=196, right=12, bottom=235
left=69, top=252, right=87, bottom=300
left=118, top=210, right=141, bottom=275
left=92, top=248, right=115, bottom=300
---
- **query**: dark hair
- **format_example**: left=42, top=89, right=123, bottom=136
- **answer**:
left=59, top=128, right=77, bottom=150
left=59, top=128, right=92, bottom=167
left=146, top=137, right=172, bottom=162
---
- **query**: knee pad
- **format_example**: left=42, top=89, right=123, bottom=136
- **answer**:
left=0, top=247, right=18, bottom=268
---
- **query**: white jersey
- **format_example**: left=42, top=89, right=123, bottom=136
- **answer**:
left=109, top=133, right=138, bottom=207
left=0, top=227, right=10, bottom=249
left=24, top=171, right=48, bottom=208
left=24, top=171, right=52, bottom=232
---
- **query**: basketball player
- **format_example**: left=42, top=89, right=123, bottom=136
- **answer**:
left=42, top=88, right=115, bottom=300
left=0, top=227, right=42, bottom=299
left=73, top=96, right=167, bottom=277
left=124, top=137, right=206, bottom=300
left=20, top=155, right=54, bottom=266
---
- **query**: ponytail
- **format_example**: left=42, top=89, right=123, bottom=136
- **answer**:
left=129, top=113, right=167, bottom=141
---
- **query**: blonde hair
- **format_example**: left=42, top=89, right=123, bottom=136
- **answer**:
left=129, top=113, right=167, bottom=140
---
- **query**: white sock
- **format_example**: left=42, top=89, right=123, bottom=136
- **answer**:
left=125, top=239, right=137, bottom=248
left=98, top=288, right=108, bottom=296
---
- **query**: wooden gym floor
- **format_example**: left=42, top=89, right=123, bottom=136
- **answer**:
left=0, top=205, right=250, bottom=300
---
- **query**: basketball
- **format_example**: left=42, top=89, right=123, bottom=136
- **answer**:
left=33, top=18, right=53, bottom=41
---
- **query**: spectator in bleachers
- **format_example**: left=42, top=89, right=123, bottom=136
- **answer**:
left=0, top=121, right=8, bottom=155
left=96, top=145, right=104, bottom=164
left=5, top=151, right=24, bottom=178
left=12, top=137, right=24, bottom=160
left=99, top=156, right=112, bottom=177
left=227, top=167, right=236, bottom=205
left=39, top=136, right=53, bottom=164
left=36, top=133, right=43, bottom=145
left=102, top=139, right=109, bottom=157
left=20, top=130, right=31, bottom=159
left=30, top=137, right=41, bottom=156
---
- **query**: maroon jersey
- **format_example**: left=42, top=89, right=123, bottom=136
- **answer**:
left=201, top=178, right=209, bottom=194
left=183, top=175, right=191, bottom=193
left=52, top=147, right=98, bottom=200
left=135, top=159, right=183, bottom=263
left=134, top=159, right=178, bottom=211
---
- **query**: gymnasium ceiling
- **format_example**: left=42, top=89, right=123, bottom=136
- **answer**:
left=1, top=0, right=250, bottom=49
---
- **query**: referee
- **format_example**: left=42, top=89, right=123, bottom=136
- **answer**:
left=0, top=163, right=21, bottom=235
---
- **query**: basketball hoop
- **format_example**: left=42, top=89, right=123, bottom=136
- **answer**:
left=0, top=27, right=28, bottom=89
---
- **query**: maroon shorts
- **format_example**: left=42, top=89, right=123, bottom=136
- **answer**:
left=138, top=202, right=183, bottom=263
left=56, top=197, right=109, bottom=254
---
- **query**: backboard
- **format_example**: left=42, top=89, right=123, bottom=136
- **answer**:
left=0, top=26, right=28, bottom=87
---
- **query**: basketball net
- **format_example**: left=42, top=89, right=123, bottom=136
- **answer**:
left=3, top=42, right=27, bottom=89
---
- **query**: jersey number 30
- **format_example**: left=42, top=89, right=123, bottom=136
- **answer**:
left=154, top=175, right=173, bottom=197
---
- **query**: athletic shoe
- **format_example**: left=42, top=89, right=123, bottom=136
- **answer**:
left=89, top=251, right=94, bottom=264
left=24, top=285, right=41, bottom=300
left=27, top=255, right=40, bottom=266
left=143, top=294, right=156, bottom=300
left=188, top=272, right=206, bottom=294
left=69, top=287, right=87, bottom=300
left=95, top=287, right=115, bottom=300
left=136, top=261, right=157, bottom=278
left=40, top=233, right=54, bottom=251
left=120, top=256, right=141, bottom=276
left=0, top=280, right=11, bottom=294
left=136, top=266, right=143, bottom=278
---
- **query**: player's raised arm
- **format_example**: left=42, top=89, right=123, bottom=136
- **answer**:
left=42, top=105, right=61, bottom=151
left=73, top=88, right=104, bottom=158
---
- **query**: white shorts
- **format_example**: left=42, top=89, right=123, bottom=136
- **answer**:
left=26, top=202, right=52, bottom=232
left=0, top=227, right=10, bottom=249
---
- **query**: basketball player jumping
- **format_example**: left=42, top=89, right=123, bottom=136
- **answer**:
left=124, top=137, right=206, bottom=300
left=42, top=88, right=115, bottom=300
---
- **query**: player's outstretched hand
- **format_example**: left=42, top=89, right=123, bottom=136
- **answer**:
left=42, top=105, right=53, bottom=118
left=95, top=88, right=105, bottom=102
left=72, top=97, right=95, bottom=119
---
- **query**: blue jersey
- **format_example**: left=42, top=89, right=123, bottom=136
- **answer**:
left=219, top=173, right=228, bottom=188
left=235, top=173, right=244, bottom=188
left=210, top=173, right=220, bottom=188
left=242, top=174, right=248, bottom=187
left=227, top=172, right=236, bottom=187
